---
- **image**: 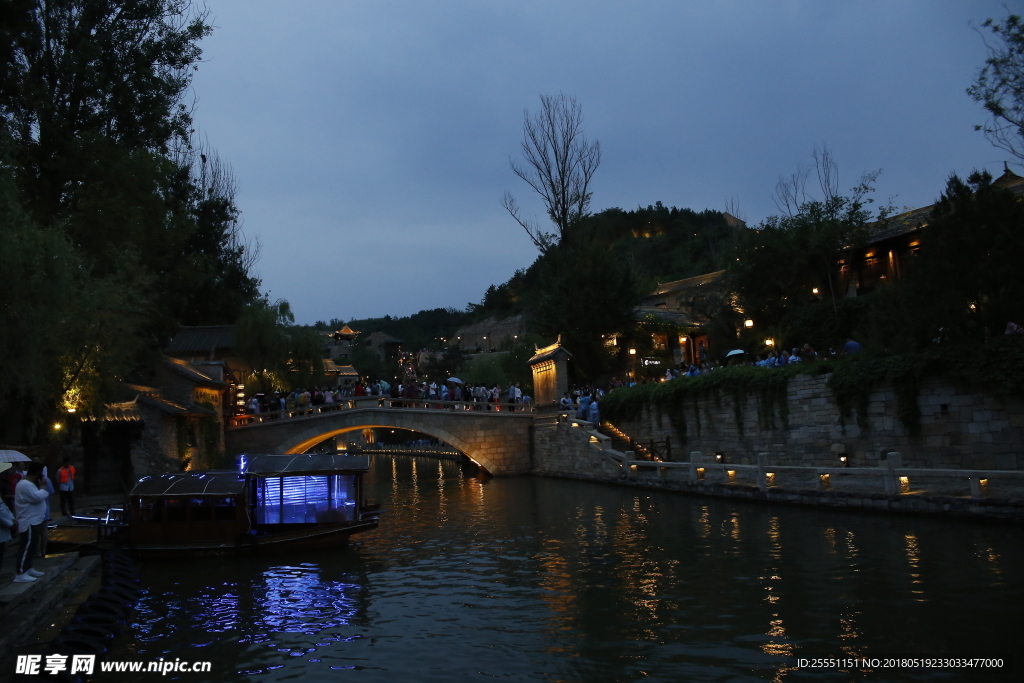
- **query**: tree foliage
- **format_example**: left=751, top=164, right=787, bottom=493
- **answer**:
left=908, top=170, right=1024, bottom=342
left=528, top=224, right=640, bottom=380
left=968, top=13, right=1024, bottom=162
left=234, top=299, right=327, bottom=394
left=731, top=168, right=1024, bottom=357
left=0, top=1, right=261, bottom=442
left=730, top=149, right=888, bottom=347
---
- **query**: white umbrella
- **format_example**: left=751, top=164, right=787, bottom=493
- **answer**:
left=0, top=462, right=10, bottom=474
left=725, top=349, right=746, bottom=357
left=0, top=449, right=31, bottom=462
left=446, top=377, right=464, bottom=384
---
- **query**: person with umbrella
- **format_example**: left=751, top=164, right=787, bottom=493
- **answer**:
left=0, top=450, right=32, bottom=510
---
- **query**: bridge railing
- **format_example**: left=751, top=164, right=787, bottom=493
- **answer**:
left=228, top=397, right=535, bottom=428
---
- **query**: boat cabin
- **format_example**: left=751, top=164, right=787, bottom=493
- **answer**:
left=127, top=454, right=375, bottom=551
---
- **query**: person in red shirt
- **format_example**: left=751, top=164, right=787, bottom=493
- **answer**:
left=57, top=458, right=76, bottom=516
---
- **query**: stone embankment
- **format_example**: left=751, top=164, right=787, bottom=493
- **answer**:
left=530, top=375, right=1024, bottom=521
left=0, top=552, right=102, bottom=675
left=609, top=373, right=1023, bottom=471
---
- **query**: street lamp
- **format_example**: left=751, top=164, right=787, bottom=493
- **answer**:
left=744, top=319, right=754, bottom=328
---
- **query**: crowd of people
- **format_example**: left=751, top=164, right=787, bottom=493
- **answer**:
left=1, top=457, right=77, bottom=585
left=244, top=379, right=533, bottom=416
left=650, top=337, right=865, bottom=380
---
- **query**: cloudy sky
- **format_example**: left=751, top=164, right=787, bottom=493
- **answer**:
left=190, top=0, right=1021, bottom=324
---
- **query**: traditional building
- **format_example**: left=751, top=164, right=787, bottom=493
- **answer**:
left=635, top=270, right=727, bottom=366
left=164, top=325, right=248, bottom=414
left=361, top=331, right=403, bottom=363
left=83, top=357, right=230, bottom=492
left=838, top=165, right=1024, bottom=296
left=528, top=338, right=572, bottom=408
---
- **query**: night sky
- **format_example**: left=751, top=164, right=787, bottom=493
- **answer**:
left=189, top=0, right=1021, bottom=324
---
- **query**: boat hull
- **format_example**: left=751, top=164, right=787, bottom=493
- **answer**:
left=127, top=520, right=380, bottom=558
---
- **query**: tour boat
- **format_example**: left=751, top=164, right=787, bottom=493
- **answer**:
left=93, top=453, right=380, bottom=557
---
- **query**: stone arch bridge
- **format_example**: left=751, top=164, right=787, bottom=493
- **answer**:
left=224, top=402, right=536, bottom=475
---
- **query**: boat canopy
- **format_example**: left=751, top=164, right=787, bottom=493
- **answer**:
left=237, top=454, right=370, bottom=476
left=131, top=472, right=246, bottom=497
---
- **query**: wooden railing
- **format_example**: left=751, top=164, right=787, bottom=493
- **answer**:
left=229, top=397, right=534, bottom=428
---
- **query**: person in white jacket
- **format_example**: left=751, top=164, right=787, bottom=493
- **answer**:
left=13, top=461, right=50, bottom=583
left=0, top=496, right=15, bottom=572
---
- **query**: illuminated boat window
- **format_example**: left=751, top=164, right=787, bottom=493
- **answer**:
left=255, top=475, right=357, bottom=525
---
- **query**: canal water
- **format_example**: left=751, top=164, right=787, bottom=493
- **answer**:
left=109, top=454, right=1021, bottom=682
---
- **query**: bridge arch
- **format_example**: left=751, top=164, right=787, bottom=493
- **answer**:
left=224, top=407, right=534, bottom=476
left=281, top=423, right=483, bottom=470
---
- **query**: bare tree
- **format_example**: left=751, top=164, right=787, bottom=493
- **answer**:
left=172, top=134, right=261, bottom=273
left=772, top=166, right=810, bottom=217
left=723, top=196, right=746, bottom=223
left=502, top=93, right=601, bottom=250
left=773, top=144, right=847, bottom=216
left=813, top=144, right=839, bottom=203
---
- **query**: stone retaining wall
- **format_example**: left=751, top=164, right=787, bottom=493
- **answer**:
left=609, top=374, right=1024, bottom=471
left=531, top=416, right=623, bottom=481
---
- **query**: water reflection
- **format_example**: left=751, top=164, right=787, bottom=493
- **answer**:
left=113, top=454, right=1024, bottom=682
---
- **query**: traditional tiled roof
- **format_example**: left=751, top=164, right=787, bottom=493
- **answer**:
left=647, top=270, right=726, bottom=298
left=322, top=359, right=359, bottom=376
left=528, top=338, right=572, bottom=365
left=123, top=383, right=217, bottom=417
left=164, top=325, right=235, bottom=355
left=863, top=166, right=1024, bottom=246
left=363, top=331, right=402, bottom=345
left=83, top=399, right=143, bottom=422
left=163, top=357, right=227, bottom=387
left=634, top=308, right=703, bottom=327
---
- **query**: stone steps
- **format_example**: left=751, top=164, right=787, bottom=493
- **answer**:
left=0, top=552, right=102, bottom=661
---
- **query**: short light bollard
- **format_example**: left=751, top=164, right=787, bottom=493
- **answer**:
left=882, top=451, right=902, bottom=494
left=688, top=451, right=703, bottom=484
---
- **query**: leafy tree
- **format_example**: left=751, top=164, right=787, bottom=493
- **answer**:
left=233, top=299, right=326, bottom=394
left=347, top=308, right=471, bottom=352
left=0, top=1, right=261, bottom=440
left=968, top=13, right=1024, bottom=162
left=529, top=225, right=640, bottom=380
left=730, top=149, right=888, bottom=345
left=419, top=346, right=468, bottom=382
left=908, top=170, right=1024, bottom=342
left=349, top=344, right=401, bottom=384
left=0, top=168, right=149, bottom=441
